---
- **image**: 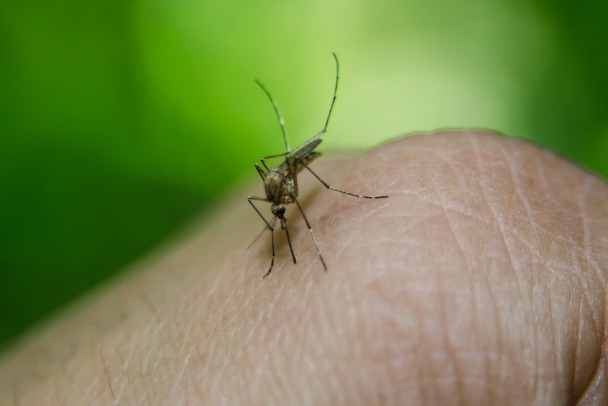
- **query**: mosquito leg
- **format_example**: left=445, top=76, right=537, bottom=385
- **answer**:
left=247, top=197, right=273, bottom=229
left=254, top=164, right=266, bottom=181
left=261, top=151, right=290, bottom=160
left=260, top=151, right=289, bottom=171
left=248, top=198, right=279, bottom=278
left=303, top=164, right=388, bottom=199
left=255, top=79, right=290, bottom=153
left=282, top=221, right=297, bottom=265
left=263, top=225, right=276, bottom=278
left=294, top=198, right=327, bottom=271
left=248, top=216, right=277, bottom=250
left=313, top=53, right=339, bottom=139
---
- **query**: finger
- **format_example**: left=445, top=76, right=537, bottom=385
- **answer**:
left=1, top=130, right=606, bottom=406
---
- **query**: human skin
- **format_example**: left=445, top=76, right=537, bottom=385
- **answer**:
left=0, top=130, right=606, bottom=405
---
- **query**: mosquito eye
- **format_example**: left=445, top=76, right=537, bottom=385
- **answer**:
left=270, top=205, right=285, bottom=215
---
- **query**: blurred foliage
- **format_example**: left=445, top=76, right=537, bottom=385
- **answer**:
left=0, top=0, right=606, bottom=352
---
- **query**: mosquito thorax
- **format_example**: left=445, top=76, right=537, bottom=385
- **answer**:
left=264, top=170, right=297, bottom=203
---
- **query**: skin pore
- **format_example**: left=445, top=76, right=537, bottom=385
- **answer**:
left=0, top=130, right=606, bottom=405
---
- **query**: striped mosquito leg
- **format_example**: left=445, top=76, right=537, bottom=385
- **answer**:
left=304, top=164, right=388, bottom=199
left=294, top=198, right=327, bottom=271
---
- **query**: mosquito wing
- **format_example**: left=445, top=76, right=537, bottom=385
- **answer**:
left=290, top=136, right=322, bottom=161
left=278, top=136, right=323, bottom=173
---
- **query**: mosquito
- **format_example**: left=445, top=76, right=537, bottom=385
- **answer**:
left=247, top=53, right=388, bottom=278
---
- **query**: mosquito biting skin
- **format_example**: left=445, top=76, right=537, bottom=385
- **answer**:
left=248, top=53, right=388, bottom=278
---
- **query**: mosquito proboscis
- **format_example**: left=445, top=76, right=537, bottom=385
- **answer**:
left=247, top=53, right=388, bottom=278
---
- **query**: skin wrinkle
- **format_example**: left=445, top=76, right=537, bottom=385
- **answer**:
left=322, top=276, right=353, bottom=401
left=502, top=144, right=559, bottom=401
left=247, top=313, right=278, bottom=397
left=561, top=178, right=606, bottom=399
left=221, top=292, right=252, bottom=338
left=99, top=350, right=116, bottom=404
left=573, top=298, right=584, bottom=394
left=272, top=329, right=299, bottom=405
left=540, top=145, right=604, bottom=401
left=263, top=307, right=296, bottom=402
left=176, top=317, right=195, bottom=364
left=579, top=256, right=608, bottom=398
left=315, top=285, right=342, bottom=402
left=373, top=291, right=413, bottom=401
left=568, top=284, right=589, bottom=396
left=577, top=175, right=593, bottom=258
left=429, top=161, right=468, bottom=404
left=149, top=346, right=163, bottom=376
left=541, top=265, right=567, bottom=396
left=113, top=345, right=129, bottom=401
left=412, top=293, right=427, bottom=405
left=238, top=306, right=265, bottom=354
left=168, top=352, right=190, bottom=401
left=318, top=207, right=371, bottom=271
left=440, top=271, right=466, bottom=405
left=169, top=323, right=193, bottom=399
left=319, top=303, right=343, bottom=405
left=114, top=342, right=127, bottom=373
left=138, top=326, right=157, bottom=372
left=470, top=135, right=512, bottom=401
left=489, top=144, right=528, bottom=290
left=569, top=247, right=601, bottom=353
left=528, top=144, right=574, bottom=400
left=479, top=266, right=498, bottom=405
left=358, top=357, right=404, bottom=402
left=329, top=257, right=401, bottom=403
left=110, top=354, right=126, bottom=403
left=82, top=374, right=101, bottom=404
left=577, top=176, right=607, bottom=337
left=468, top=136, right=500, bottom=405
left=418, top=216, right=439, bottom=404
left=212, top=318, right=243, bottom=399
left=582, top=359, right=607, bottom=404
left=512, top=147, right=543, bottom=402
left=487, top=204, right=534, bottom=392
left=545, top=278, right=563, bottom=397
left=529, top=262, right=541, bottom=400
left=503, top=145, right=564, bottom=392
left=280, top=303, right=310, bottom=394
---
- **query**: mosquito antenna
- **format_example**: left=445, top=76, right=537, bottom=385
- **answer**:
left=255, top=79, right=290, bottom=153
left=313, top=52, right=339, bottom=139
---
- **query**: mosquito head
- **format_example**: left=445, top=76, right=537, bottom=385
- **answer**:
left=271, top=204, right=289, bottom=230
left=271, top=204, right=286, bottom=217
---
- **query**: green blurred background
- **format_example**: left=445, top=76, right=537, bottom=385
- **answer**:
left=0, top=0, right=606, bottom=353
